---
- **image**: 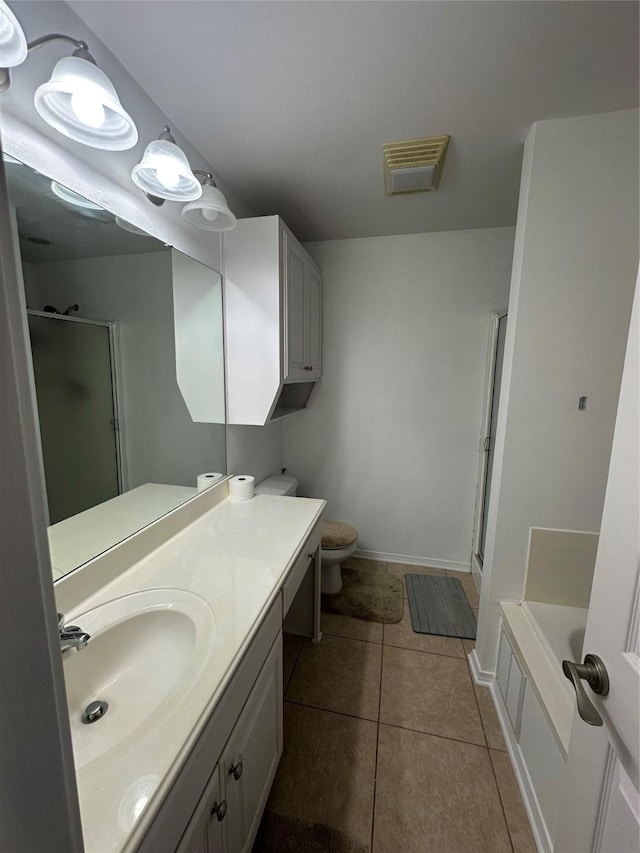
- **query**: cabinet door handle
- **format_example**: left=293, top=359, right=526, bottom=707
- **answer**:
left=308, top=552, right=315, bottom=560
left=229, top=761, right=243, bottom=781
left=210, top=799, right=227, bottom=821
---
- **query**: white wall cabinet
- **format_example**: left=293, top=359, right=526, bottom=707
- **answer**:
left=224, top=215, right=322, bottom=424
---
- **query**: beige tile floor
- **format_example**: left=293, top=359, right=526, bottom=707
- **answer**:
left=259, top=558, right=537, bottom=853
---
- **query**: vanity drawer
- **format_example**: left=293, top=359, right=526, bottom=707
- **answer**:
left=282, top=521, right=321, bottom=617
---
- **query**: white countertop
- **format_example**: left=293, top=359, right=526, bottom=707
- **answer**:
left=58, top=487, right=324, bottom=853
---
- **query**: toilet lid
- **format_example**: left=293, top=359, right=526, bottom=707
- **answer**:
left=321, top=519, right=358, bottom=550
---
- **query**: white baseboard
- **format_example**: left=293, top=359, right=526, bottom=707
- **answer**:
left=477, top=672, right=552, bottom=853
left=354, top=549, right=471, bottom=573
left=467, top=648, right=494, bottom=686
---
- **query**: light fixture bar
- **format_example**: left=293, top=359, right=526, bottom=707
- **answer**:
left=1, top=33, right=91, bottom=94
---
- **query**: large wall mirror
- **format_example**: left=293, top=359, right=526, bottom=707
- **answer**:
left=4, top=155, right=226, bottom=580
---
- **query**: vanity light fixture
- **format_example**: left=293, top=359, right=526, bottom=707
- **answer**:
left=0, top=0, right=27, bottom=92
left=50, top=180, right=104, bottom=210
left=33, top=37, right=138, bottom=150
left=0, top=4, right=138, bottom=150
left=182, top=171, right=237, bottom=231
left=114, top=216, right=151, bottom=237
left=131, top=126, right=202, bottom=205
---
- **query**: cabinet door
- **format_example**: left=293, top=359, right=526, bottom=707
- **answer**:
left=305, top=266, right=322, bottom=378
left=222, top=635, right=283, bottom=853
left=176, top=765, right=226, bottom=853
left=284, top=232, right=307, bottom=380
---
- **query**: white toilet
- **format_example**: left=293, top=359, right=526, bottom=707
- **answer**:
left=255, top=475, right=358, bottom=595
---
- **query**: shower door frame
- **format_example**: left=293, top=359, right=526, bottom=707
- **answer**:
left=27, top=310, right=126, bottom=499
left=471, top=309, right=508, bottom=582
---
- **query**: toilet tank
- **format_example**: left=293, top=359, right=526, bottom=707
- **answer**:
left=254, top=474, right=299, bottom=496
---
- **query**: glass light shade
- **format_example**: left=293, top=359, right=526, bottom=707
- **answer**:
left=51, top=180, right=103, bottom=210
left=182, top=184, right=237, bottom=231
left=131, top=139, right=202, bottom=201
left=0, top=0, right=27, bottom=67
left=33, top=56, right=138, bottom=150
left=115, top=216, right=151, bottom=237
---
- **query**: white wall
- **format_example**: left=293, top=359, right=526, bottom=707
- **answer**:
left=283, top=227, right=515, bottom=569
left=226, top=422, right=283, bottom=484
left=476, top=109, right=639, bottom=674
left=25, top=252, right=227, bottom=490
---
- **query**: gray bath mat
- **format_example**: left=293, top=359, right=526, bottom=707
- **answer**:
left=322, top=568, right=403, bottom=623
left=406, top=574, right=476, bottom=639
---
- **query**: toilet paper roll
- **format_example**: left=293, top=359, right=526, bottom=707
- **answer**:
left=197, top=472, right=224, bottom=491
left=228, top=475, right=255, bottom=501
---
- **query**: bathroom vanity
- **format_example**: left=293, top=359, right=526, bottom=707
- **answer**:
left=54, top=479, right=325, bottom=853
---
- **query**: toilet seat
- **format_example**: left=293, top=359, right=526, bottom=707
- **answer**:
left=321, top=519, right=358, bottom=550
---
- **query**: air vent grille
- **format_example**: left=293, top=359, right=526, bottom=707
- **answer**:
left=383, top=135, right=450, bottom=195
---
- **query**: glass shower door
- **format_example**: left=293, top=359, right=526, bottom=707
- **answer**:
left=27, top=313, right=120, bottom=524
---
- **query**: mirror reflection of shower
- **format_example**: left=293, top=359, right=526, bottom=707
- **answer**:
left=27, top=311, right=122, bottom=524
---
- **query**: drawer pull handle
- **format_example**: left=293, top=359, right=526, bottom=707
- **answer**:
left=229, top=761, right=243, bottom=781
left=210, top=799, right=227, bottom=821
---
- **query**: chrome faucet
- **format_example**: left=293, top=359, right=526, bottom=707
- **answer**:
left=58, top=612, right=91, bottom=653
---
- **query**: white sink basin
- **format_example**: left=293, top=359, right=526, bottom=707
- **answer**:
left=63, top=588, right=215, bottom=770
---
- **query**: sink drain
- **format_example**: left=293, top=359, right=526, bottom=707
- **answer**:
left=82, top=700, right=109, bottom=724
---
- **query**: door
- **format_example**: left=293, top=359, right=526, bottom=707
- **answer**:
left=284, top=231, right=307, bottom=380
left=176, top=765, right=226, bottom=853
left=475, top=312, right=508, bottom=569
left=554, top=271, right=640, bottom=852
left=27, top=312, right=121, bottom=523
left=305, top=265, right=322, bottom=378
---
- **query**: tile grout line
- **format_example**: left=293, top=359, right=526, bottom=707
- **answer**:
left=382, top=639, right=467, bottom=659
left=370, top=634, right=385, bottom=853
left=488, top=748, right=517, bottom=853
left=323, top=625, right=472, bottom=660
left=283, top=697, right=492, bottom=752
left=321, top=627, right=382, bottom=647
left=283, top=635, right=306, bottom=694
left=466, top=646, right=489, bottom=749
left=379, top=719, right=487, bottom=750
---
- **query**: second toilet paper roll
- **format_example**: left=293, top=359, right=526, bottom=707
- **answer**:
left=197, top=472, right=223, bottom=491
left=229, top=475, right=255, bottom=501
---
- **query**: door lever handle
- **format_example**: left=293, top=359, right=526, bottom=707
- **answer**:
left=562, top=654, right=609, bottom=727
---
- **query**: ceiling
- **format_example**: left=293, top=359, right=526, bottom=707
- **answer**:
left=69, top=1, right=638, bottom=242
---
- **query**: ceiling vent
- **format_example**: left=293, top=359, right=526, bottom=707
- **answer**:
left=383, top=135, right=449, bottom=195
